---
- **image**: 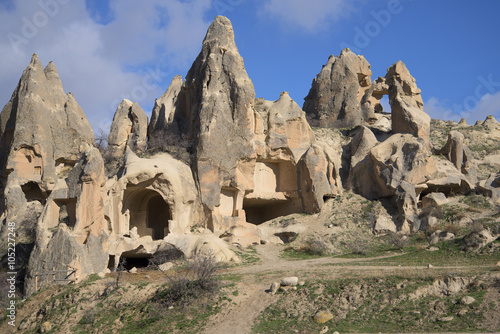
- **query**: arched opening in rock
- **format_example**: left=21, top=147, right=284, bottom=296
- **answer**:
left=123, top=187, right=171, bottom=240
left=54, top=199, right=77, bottom=228
left=243, top=160, right=302, bottom=225
left=21, top=181, right=46, bottom=205
left=377, top=95, right=390, bottom=114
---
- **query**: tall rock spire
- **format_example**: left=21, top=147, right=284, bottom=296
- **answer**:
left=162, top=16, right=257, bottom=210
left=0, top=55, right=95, bottom=243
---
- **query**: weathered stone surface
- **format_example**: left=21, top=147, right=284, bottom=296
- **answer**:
left=349, top=126, right=378, bottom=170
left=373, top=215, right=397, bottom=234
left=270, top=282, right=280, bottom=295
left=313, top=310, right=334, bottom=324
left=462, top=229, right=496, bottom=251
left=430, top=230, right=455, bottom=245
left=482, top=115, right=500, bottom=130
left=281, top=277, right=299, bottom=286
left=107, top=99, right=148, bottom=158
left=25, top=146, right=109, bottom=294
left=422, top=192, right=448, bottom=208
left=386, top=61, right=430, bottom=147
left=255, top=92, right=315, bottom=162
left=424, top=158, right=472, bottom=196
left=107, top=151, right=200, bottom=238
left=460, top=296, right=476, bottom=305
left=0, top=55, right=95, bottom=242
left=396, top=181, right=418, bottom=232
left=478, top=172, right=500, bottom=203
left=298, top=144, right=342, bottom=213
left=148, top=75, right=182, bottom=145
left=162, top=16, right=256, bottom=212
left=164, top=232, right=240, bottom=263
left=435, top=130, right=475, bottom=181
left=361, top=76, right=390, bottom=117
left=351, top=134, right=436, bottom=200
left=303, top=48, right=372, bottom=128
left=147, top=16, right=338, bottom=236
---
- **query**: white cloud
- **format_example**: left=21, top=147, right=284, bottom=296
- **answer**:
left=423, top=97, right=458, bottom=122
left=261, top=0, right=358, bottom=32
left=470, top=92, right=500, bottom=123
left=424, top=93, right=500, bottom=125
left=0, top=0, right=213, bottom=132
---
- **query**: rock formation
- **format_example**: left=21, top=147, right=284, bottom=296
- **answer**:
left=147, top=75, right=182, bottom=146
left=0, top=54, right=95, bottom=245
left=435, top=130, right=475, bottom=181
left=386, top=61, right=430, bottom=147
left=107, top=99, right=148, bottom=158
left=25, top=146, right=109, bottom=295
left=303, top=49, right=372, bottom=128
left=1, top=16, right=497, bottom=297
left=148, top=17, right=340, bottom=245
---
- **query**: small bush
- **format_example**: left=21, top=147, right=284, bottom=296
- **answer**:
left=470, top=221, right=485, bottom=234
left=79, top=309, right=95, bottom=326
left=114, top=258, right=127, bottom=288
left=146, top=131, right=192, bottom=164
left=148, top=246, right=184, bottom=268
left=301, top=237, right=329, bottom=256
left=443, top=224, right=461, bottom=236
left=386, top=233, right=409, bottom=251
left=461, top=194, right=492, bottom=210
left=154, top=254, right=220, bottom=308
left=346, top=238, right=372, bottom=255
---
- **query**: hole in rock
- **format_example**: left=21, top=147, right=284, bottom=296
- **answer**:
left=243, top=201, right=300, bottom=225
left=123, top=187, right=171, bottom=240
left=21, top=181, right=46, bottom=205
left=107, top=255, right=116, bottom=271
left=55, top=199, right=77, bottom=228
left=274, top=232, right=298, bottom=244
left=120, top=257, right=150, bottom=270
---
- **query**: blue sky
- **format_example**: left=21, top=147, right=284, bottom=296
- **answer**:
left=1, top=0, right=499, bottom=132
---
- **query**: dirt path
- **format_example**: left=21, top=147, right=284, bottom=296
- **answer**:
left=201, top=283, right=273, bottom=334
left=201, top=244, right=494, bottom=334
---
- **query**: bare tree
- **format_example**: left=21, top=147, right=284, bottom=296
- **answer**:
left=95, top=128, right=109, bottom=155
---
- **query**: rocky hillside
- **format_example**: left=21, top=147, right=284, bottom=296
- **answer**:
left=0, top=15, right=499, bottom=333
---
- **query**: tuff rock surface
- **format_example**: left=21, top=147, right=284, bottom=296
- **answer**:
left=0, top=54, right=95, bottom=245
left=303, top=49, right=372, bottom=128
left=107, top=99, right=148, bottom=159
left=0, top=16, right=496, bottom=297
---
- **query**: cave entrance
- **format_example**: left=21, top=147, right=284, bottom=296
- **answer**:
left=243, top=200, right=294, bottom=225
left=21, top=181, right=46, bottom=205
left=243, top=160, right=302, bottom=225
left=123, top=187, right=171, bottom=240
left=54, top=198, right=77, bottom=228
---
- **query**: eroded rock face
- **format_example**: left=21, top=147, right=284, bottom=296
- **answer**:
left=147, top=75, right=182, bottom=147
left=0, top=55, right=95, bottom=243
left=148, top=17, right=341, bottom=239
left=350, top=134, right=437, bottom=232
left=386, top=61, right=430, bottom=147
left=25, top=146, right=109, bottom=295
left=352, top=134, right=436, bottom=200
left=160, top=16, right=256, bottom=212
left=107, top=100, right=148, bottom=159
left=435, top=130, right=476, bottom=182
left=303, top=49, right=372, bottom=128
